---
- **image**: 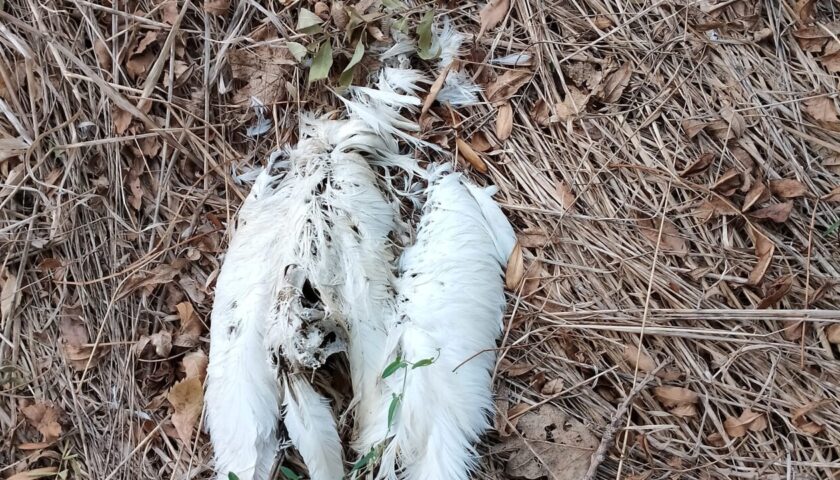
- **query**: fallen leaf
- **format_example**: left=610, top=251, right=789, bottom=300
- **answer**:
left=680, top=153, right=714, bottom=176
left=470, top=131, right=493, bottom=152
left=792, top=399, right=831, bottom=434
left=712, top=168, right=742, bottom=196
left=176, top=302, right=202, bottom=336
left=554, top=180, right=575, bottom=212
left=724, top=410, right=765, bottom=438
left=826, top=324, right=840, bottom=343
left=505, top=242, right=524, bottom=290
left=743, top=182, right=770, bottom=211
left=682, top=119, right=706, bottom=139
left=495, top=102, right=513, bottom=141
left=769, top=179, right=808, bottom=199
left=695, top=197, right=739, bottom=221
left=521, top=261, right=544, bottom=296
left=757, top=275, right=793, bottom=309
left=749, top=202, right=793, bottom=223
left=637, top=216, right=689, bottom=255
left=486, top=69, right=532, bottom=102
left=203, top=0, right=229, bottom=15
left=502, top=404, right=598, bottom=479
left=748, top=227, right=775, bottom=285
left=554, top=86, right=589, bottom=122
left=794, top=0, right=815, bottom=23
left=505, top=363, right=536, bottom=377
left=58, top=308, right=100, bottom=371
left=20, top=401, right=62, bottom=443
left=168, top=377, right=203, bottom=444
left=0, top=269, right=19, bottom=323
left=94, top=38, right=111, bottom=70
left=421, top=61, right=453, bottom=117
left=541, top=378, right=563, bottom=395
left=803, top=96, right=840, bottom=127
left=160, top=0, right=179, bottom=24
left=456, top=137, right=487, bottom=173
left=654, top=386, right=698, bottom=408
left=706, top=432, right=725, bottom=447
left=670, top=403, right=697, bottom=418
left=597, top=62, right=632, bottom=103
left=820, top=44, right=840, bottom=73
left=7, top=468, right=60, bottom=480
left=622, top=344, right=656, bottom=372
left=182, top=350, right=208, bottom=382
left=308, top=40, right=333, bottom=83
left=478, top=0, right=510, bottom=38
left=127, top=170, right=143, bottom=210
left=821, top=185, right=840, bottom=202
left=113, top=106, right=132, bottom=135
left=151, top=330, right=173, bottom=357
left=531, top=99, right=551, bottom=126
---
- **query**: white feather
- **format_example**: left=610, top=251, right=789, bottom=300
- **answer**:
left=432, top=18, right=480, bottom=107
left=283, top=376, right=344, bottom=480
left=376, top=170, right=515, bottom=480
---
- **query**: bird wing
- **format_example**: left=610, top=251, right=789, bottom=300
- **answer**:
left=380, top=172, right=515, bottom=480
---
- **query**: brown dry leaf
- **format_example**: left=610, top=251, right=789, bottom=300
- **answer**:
left=820, top=44, right=840, bottom=73
left=826, top=324, right=840, bottom=343
left=58, top=310, right=100, bottom=371
left=182, top=350, right=208, bottom=382
left=8, top=468, right=60, bottom=480
left=794, top=0, right=815, bottom=24
left=712, top=168, right=742, bottom=196
left=670, top=404, right=697, bottom=418
left=456, top=137, right=487, bottom=173
left=803, top=96, right=840, bottom=127
left=505, top=242, right=525, bottom=290
left=421, top=61, right=453, bottom=117
left=743, top=182, right=770, bottom=211
left=553, top=180, right=575, bottom=212
left=597, top=62, right=632, bottom=103
left=521, top=261, right=544, bottom=296
left=113, top=107, right=132, bottom=135
left=0, top=269, right=19, bottom=323
left=160, top=0, right=179, bottom=24
left=682, top=119, right=707, bottom=139
left=749, top=202, right=793, bottom=223
left=680, top=153, right=714, bottom=176
left=228, top=44, right=295, bottom=105
left=654, top=386, right=698, bottom=408
left=505, top=363, right=536, bottom=377
left=20, top=402, right=63, bottom=443
left=502, top=404, right=598, bottom=479
left=637, top=216, right=689, bottom=255
left=518, top=232, right=551, bottom=248
left=748, top=227, right=774, bottom=285
left=127, top=170, right=143, bottom=210
left=486, top=69, right=532, bottom=102
left=724, top=410, right=765, bottom=438
left=168, top=377, right=203, bottom=444
left=531, top=99, right=551, bottom=126
left=695, top=197, right=739, bottom=222
left=769, top=179, right=808, bottom=199
left=541, top=378, right=563, bottom=395
left=495, top=102, right=514, bottom=141
left=94, top=38, right=111, bottom=70
left=204, top=0, right=229, bottom=16
left=554, top=86, right=589, bottom=122
left=176, top=302, right=202, bottom=336
left=823, top=185, right=840, bottom=202
left=151, top=330, right=173, bottom=357
left=706, top=432, right=725, bottom=447
left=623, top=344, right=656, bottom=372
left=470, top=131, right=492, bottom=152
left=757, top=275, right=793, bottom=309
left=478, top=0, right=510, bottom=38
left=792, top=399, right=831, bottom=434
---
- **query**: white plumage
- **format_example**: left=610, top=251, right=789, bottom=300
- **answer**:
left=207, top=16, right=514, bottom=480
left=375, top=169, right=515, bottom=480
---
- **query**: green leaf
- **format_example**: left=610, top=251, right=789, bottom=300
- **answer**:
left=393, top=15, right=409, bottom=33
left=381, top=0, right=404, bottom=9
left=297, top=8, right=323, bottom=34
left=351, top=449, right=377, bottom=472
left=286, top=41, right=308, bottom=63
left=382, top=356, right=407, bottom=379
left=827, top=219, right=840, bottom=236
left=387, top=394, right=402, bottom=428
left=412, top=357, right=436, bottom=369
left=279, top=467, right=300, bottom=480
left=338, top=41, right=366, bottom=87
left=308, top=40, right=333, bottom=84
left=416, top=10, right=440, bottom=60
left=228, top=473, right=240, bottom=480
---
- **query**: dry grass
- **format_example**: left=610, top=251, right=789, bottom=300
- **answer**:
left=2, top=0, right=840, bottom=479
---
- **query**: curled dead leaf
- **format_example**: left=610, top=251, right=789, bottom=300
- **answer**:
left=203, top=0, right=229, bottom=16
left=470, top=131, right=493, bottom=152
left=597, top=62, right=632, bottom=103
left=749, top=202, right=793, bottom=223
left=747, top=227, right=774, bottom=285
left=682, top=119, right=707, bottom=139
left=20, top=401, right=63, bottom=443
left=505, top=242, right=525, bottom=290
left=182, top=350, right=208, bottom=382
left=622, top=344, right=656, bottom=372
left=826, top=324, right=840, bottom=343
left=168, top=377, right=204, bottom=444
left=478, top=0, right=510, bottom=38
left=456, top=137, right=487, bottom=173
left=637, top=216, right=689, bottom=255
left=743, top=182, right=770, bottom=211
left=803, top=96, right=840, bottom=129
left=654, top=386, right=698, bottom=408
left=670, top=403, right=697, bottom=418
left=712, top=168, right=742, bottom=196
left=495, top=102, right=513, bottom=141
left=486, top=69, right=532, bottom=102
left=822, top=185, right=840, bottom=202
left=680, top=153, right=714, bottom=177
left=769, top=179, right=808, bottom=199
left=756, top=275, right=793, bottom=309
left=724, top=410, right=766, bottom=438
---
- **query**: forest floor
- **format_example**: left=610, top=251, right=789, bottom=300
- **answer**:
left=2, top=0, right=840, bottom=479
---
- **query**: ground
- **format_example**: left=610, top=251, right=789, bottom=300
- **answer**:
left=1, top=0, right=840, bottom=479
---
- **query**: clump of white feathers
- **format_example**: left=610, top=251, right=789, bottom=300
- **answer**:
left=205, top=16, right=514, bottom=480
